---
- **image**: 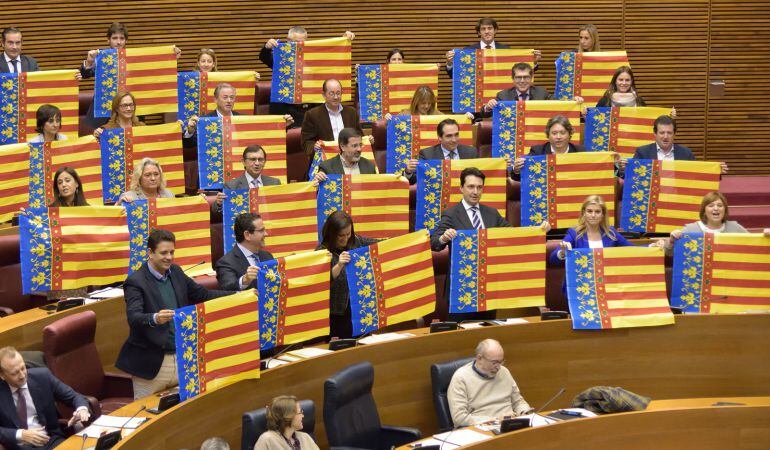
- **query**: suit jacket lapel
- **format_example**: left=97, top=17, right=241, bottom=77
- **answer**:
left=142, top=264, right=170, bottom=312
left=331, top=156, right=344, bottom=174
left=454, top=204, right=473, bottom=229
left=0, top=59, right=8, bottom=73
left=0, top=383, right=22, bottom=428
left=319, top=107, right=333, bottom=138
left=26, top=377, right=48, bottom=427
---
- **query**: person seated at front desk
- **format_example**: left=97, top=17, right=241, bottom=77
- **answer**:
left=254, top=395, right=319, bottom=450
left=448, top=339, right=533, bottom=427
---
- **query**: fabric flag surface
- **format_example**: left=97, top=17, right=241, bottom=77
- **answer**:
left=0, top=142, right=30, bottom=222
left=256, top=250, right=331, bottom=350
left=99, top=123, right=185, bottom=203
left=554, top=51, right=629, bottom=104
left=521, top=153, right=616, bottom=228
left=270, top=36, right=352, bottom=104
left=386, top=114, right=473, bottom=174
left=357, top=63, right=439, bottom=121
left=308, top=135, right=376, bottom=180
left=20, top=206, right=129, bottom=294
left=94, top=45, right=178, bottom=117
left=492, top=100, right=582, bottom=159
left=621, top=159, right=721, bottom=233
left=449, top=227, right=545, bottom=314
left=29, top=136, right=104, bottom=207
left=197, top=115, right=287, bottom=189
left=452, top=49, right=535, bottom=113
left=124, top=196, right=211, bottom=277
left=174, top=290, right=261, bottom=402
left=566, top=246, right=674, bottom=330
left=223, top=182, right=318, bottom=257
left=347, top=230, right=435, bottom=336
left=415, top=158, right=508, bottom=233
left=672, top=232, right=770, bottom=314
left=177, top=71, right=256, bottom=124
left=584, top=106, right=671, bottom=158
left=317, top=174, right=409, bottom=240
left=0, top=69, right=79, bottom=145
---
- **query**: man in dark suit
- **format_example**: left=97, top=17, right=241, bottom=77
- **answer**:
left=215, top=213, right=274, bottom=291
left=212, top=145, right=281, bottom=213
left=116, top=229, right=233, bottom=399
left=0, top=28, right=38, bottom=73
left=511, top=115, right=583, bottom=181
left=480, top=63, right=551, bottom=118
left=445, top=18, right=541, bottom=78
left=403, top=118, right=479, bottom=184
left=313, top=128, right=377, bottom=181
left=0, top=347, right=90, bottom=449
left=301, top=79, right=364, bottom=157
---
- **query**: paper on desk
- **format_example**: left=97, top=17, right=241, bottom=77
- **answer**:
left=433, top=428, right=491, bottom=446
left=417, top=437, right=460, bottom=448
left=458, top=322, right=486, bottom=329
left=358, top=332, right=414, bottom=345
left=89, top=287, right=124, bottom=299
left=285, top=347, right=333, bottom=358
left=265, top=358, right=289, bottom=368
left=75, top=416, right=147, bottom=438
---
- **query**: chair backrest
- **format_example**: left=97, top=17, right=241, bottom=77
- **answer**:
left=241, top=399, right=315, bottom=450
left=475, top=119, right=492, bottom=158
left=42, top=310, right=106, bottom=399
left=255, top=81, right=271, bottom=115
left=430, top=357, right=474, bottom=431
left=323, top=361, right=382, bottom=447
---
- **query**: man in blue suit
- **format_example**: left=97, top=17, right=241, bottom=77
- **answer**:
left=0, top=28, right=38, bottom=73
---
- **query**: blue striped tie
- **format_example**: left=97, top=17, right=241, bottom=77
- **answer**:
left=470, top=206, right=482, bottom=229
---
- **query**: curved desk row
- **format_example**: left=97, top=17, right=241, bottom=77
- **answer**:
left=53, top=314, right=770, bottom=449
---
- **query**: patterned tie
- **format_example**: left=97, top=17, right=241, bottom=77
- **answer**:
left=16, top=388, right=27, bottom=429
left=252, top=179, right=261, bottom=188
left=470, top=206, right=482, bottom=230
left=249, top=253, right=260, bottom=266
left=11, top=59, right=20, bottom=74
left=446, top=149, right=456, bottom=160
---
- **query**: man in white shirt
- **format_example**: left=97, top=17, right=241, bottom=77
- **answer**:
left=0, top=27, right=39, bottom=73
left=301, top=79, right=364, bottom=158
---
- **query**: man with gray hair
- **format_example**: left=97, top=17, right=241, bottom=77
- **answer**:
left=200, top=436, right=229, bottom=450
left=447, top=339, right=533, bottom=427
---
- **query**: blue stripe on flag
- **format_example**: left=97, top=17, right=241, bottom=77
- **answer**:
left=620, top=158, right=654, bottom=233
left=386, top=115, right=412, bottom=174
left=20, top=207, right=52, bottom=294
left=27, top=142, right=47, bottom=209
left=554, top=51, right=576, bottom=100
left=94, top=48, right=118, bottom=118
left=316, top=174, right=343, bottom=240
left=177, top=72, right=200, bottom=125
left=270, top=41, right=297, bottom=104
left=0, top=73, right=19, bottom=145
left=449, top=230, right=479, bottom=313
left=583, top=107, right=611, bottom=151
left=414, top=159, right=444, bottom=232
left=222, top=188, right=250, bottom=251
left=307, top=148, right=324, bottom=181
left=100, top=128, right=127, bottom=203
left=670, top=232, right=705, bottom=313
left=174, top=304, right=200, bottom=401
left=565, top=248, right=602, bottom=329
left=491, top=101, right=518, bottom=160
left=357, top=64, right=382, bottom=122
left=125, top=199, right=149, bottom=274
left=196, top=117, right=224, bottom=190
left=346, top=245, right=378, bottom=337
left=452, top=49, right=477, bottom=113
left=257, top=258, right=281, bottom=350
left=520, top=154, right=549, bottom=227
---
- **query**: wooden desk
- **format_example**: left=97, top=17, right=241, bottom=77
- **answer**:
left=53, top=314, right=770, bottom=450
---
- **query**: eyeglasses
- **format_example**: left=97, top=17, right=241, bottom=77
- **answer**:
left=119, top=103, right=135, bottom=109
left=325, top=91, right=343, bottom=98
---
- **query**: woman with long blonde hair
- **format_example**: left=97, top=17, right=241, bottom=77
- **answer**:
left=577, top=24, right=601, bottom=53
left=117, top=157, right=174, bottom=204
left=551, top=195, right=632, bottom=262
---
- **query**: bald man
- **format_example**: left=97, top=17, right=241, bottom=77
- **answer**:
left=300, top=78, right=363, bottom=158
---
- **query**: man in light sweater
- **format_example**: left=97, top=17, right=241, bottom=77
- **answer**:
left=447, top=339, right=533, bottom=427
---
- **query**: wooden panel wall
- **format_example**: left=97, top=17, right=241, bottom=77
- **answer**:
left=1, top=1, right=768, bottom=173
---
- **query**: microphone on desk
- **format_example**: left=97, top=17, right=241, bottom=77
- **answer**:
left=88, top=405, right=147, bottom=450
left=182, top=260, right=207, bottom=274
left=261, top=341, right=303, bottom=370
left=528, top=387, right=566, bottom=427
left=118, top=405, right=147, bottom=433
left=80, top=433, right=88, bottom=450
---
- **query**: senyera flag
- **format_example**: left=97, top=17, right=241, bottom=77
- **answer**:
left=0, top=69, right=79, bottom=145
left=175, top=290, right=260, bottom=402
left=452, top=49, right=535, bottom=113
left=0, top=143, right=30, bottom=222
left=521, top=153, right=616, bottom=229
left=100, top=123, right=185, bottom=203
left=257, top=250, right=331, bottom=350
left=449, top=227, right=545, bottom=314
left=94, top=45, right=178, bottom=117
left=308, top=135, right=377, bottom=181
left=20, top=206, right=129, bottom=294
left=415, top=158, right=507, bottom=233
left=347, top=230, right=435, bottom=336
left=270, top=36, right=352, bottom=104
left=223, top=182, right=318, bottom=257
left=584, top=106, right=671, bottom=159
left=672, top=232, right=770, bottom=314
left=492, top=100, right=582, bottom=159
left=197, top=115, right=287, bottom=189
left=621, top=159, right=721, bottom=233
left=357, top=63, right=439, bottom=122
left=124, top=196, right=212, bottom=277
left=317, top=174, right=409, bottom=240
left=566, top=246, right=674, bottom=330
left=177, top=71, right=256, bottom=124
left=28, top=136, right=104, bottom=207
left=554, top=51, right=629, bottom=104
left=386, top=114, right=473, bottom=174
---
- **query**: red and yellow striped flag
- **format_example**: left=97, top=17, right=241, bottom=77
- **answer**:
left=20, top=206, right=129, bottom=294
left=584, top=106, right=671, bottom=158
left=29, top=136, right=103, bottom=207
left=567, top=246, right=674, bottom=330
left=223, top=182, right=318, bottom=257
left=174, top=290, right=260, bottom=401
left=452, top=49, right=535, bottom=113
left=257, top=250, right=331, bottom=350
left=357, top=63, right=439, bottom=121
left=317, top=174, right=410, bottom=239
left=308, top=135, right=377, bottom=179
left=347, top=230, right=436, bottom=336
left=621, top=160, right=721, bottom=233
left=0, top=142, right=30, bottom=222
left=270, top=37, right=352, bottom=104
left=555, top=51, right=630, bottom=104
left=386, top=114, right=473, bottom=174
left=492, top=100, right=583, bottom=159
left=177, top=70, right=256, bottom=123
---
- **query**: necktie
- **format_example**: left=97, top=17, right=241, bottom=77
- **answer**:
left=470, top=206, right=482, bottom=230
left=519, top=92, right=528, bottom=102
left=11, top=59, right=20, bottom=74
left=483, top=44, right=490, bottom=49
left=16, top=388, right=27, bottom=429
left=251, top=179, right=261, bottom=188
left=249, top=254, right=260, bottom=266
left=446, top=149, right=456, bottom=160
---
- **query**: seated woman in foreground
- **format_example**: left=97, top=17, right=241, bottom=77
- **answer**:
left=254, top=395, right=319, bottom=450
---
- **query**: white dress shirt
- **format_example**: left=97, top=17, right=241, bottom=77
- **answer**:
left=340, top=157, right=361, bottom=175
left=326, top=104, right=345, bottom=142
left=462, top=199, right=485, bottom=229
left=441, top=145, right=460, bottom=160
left=4, top=53, right=21, bottom=73
left=244, top=172, right=264, bottom=188
left=656, top=144, right=676, bottom=161
left=237, top=243, right=261, bottom=290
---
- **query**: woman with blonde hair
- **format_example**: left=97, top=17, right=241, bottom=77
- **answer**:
left=196, top=48, right=218, bottom=72
left=117, top=157, right=174, bottom=204
left=386, top=85, right=474, bottom=121
left=254, top=395, right=319, bottom=450
left=577, top=24, right=601, bottom=53
left=93, top=91, right=145, bottom=138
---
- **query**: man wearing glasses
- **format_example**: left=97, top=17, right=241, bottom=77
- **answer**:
left=447, top=338, right=534, bottom=427
left=301, top=78, right=364, bottom=159
left=212, top=145, right=280, bottom=213
left=480, top=62, right=552, bottom=117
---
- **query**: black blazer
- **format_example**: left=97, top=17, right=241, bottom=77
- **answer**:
left=418, top=144, right=479, bottom=160
left=495, top=85, right=552, bottom=101
left=0, top=54, right=39, bottom=73
left=318, top=155, right=377, bottom=175
left=116, top=263, right=234, bottom=379
left=633, top=143, right=695, bottom=161
left=317, top=236, right=379, bottom=316
left=510, top=143, right=584, bottom=181
left=430, top=202, right=510, bottom=251
left=0, top=368, right=88, bottom=449
left=215, top=245, right=274, bottom=291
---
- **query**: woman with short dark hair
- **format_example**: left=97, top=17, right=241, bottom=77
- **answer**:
left=30, top=104, right=67, bottom=143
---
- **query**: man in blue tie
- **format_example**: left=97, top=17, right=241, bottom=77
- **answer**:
left=215, top=212, right=274, bottom=291
left=0, top=28, right=39, bottom=73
